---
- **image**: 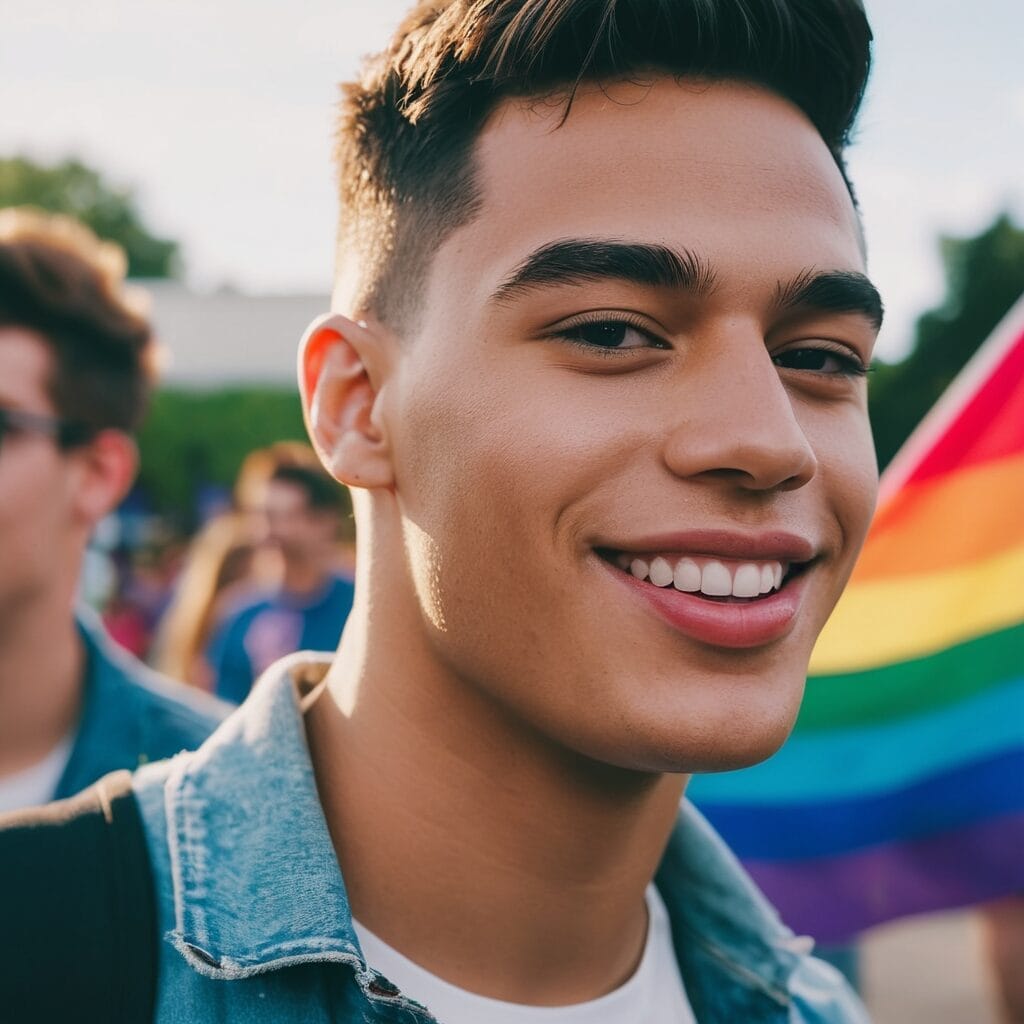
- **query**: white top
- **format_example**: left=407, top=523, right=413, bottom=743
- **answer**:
left=0, top=733, right=73, bottom=814
left=353, top=885, right=696, bottom=1024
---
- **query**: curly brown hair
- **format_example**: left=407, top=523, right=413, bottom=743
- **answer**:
left=0, top=206, right=155, bottom=436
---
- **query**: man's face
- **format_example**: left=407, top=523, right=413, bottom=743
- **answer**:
left=259, top=479, right=336, bottom=564
left=381, top=79, right=879, bottom=773
left=0, top=328, right=82, bottom=615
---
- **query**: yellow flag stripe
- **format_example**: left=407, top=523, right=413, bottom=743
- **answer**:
left=809, top=541, right=1024, bottom=675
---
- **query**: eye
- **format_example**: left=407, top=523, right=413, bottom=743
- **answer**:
left=772, top=345, right=867, bottom=377
left=554, top=318, right=669, bottom=351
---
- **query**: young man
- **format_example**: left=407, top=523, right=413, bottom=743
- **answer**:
left=210, top=453, right=355, bottom=703
left=2, top=1, right=882, bottom=1021
left=0, top=208, right=226, bottom=813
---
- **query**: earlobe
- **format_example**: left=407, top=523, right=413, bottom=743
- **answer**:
left=298, top=313, right=394, bottom=490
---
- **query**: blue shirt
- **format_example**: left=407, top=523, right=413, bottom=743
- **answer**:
left=133, top=654, right=869, bottom=1024
left=55, top=612, right=228, bottom=800
left=210, top=574, right=355, bottom=705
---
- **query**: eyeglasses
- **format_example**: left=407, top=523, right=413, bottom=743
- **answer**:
left=0, top=406, right=92, bottom=453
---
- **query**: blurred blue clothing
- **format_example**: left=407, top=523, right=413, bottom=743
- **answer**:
left=209, top=574, right=354, bottom=705
left=133, top=654, right=869, bottom=1024
left=55, top=612, right=228, bottom=800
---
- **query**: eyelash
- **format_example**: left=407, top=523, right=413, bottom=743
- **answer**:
left=771, top=345, right=869, bottom=377
left=550, top=314, right=669, bottom=354
left=551, top=315, right=869, bottom=377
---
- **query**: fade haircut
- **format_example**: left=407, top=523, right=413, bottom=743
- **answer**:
left=335, top=0, right=873, bottom=329
left=0, top=206, right=154, bottom=435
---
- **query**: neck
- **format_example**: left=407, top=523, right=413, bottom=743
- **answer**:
left=281, top=553, right=332, bottom=595
left=306, top=544, right=686, bottom=1005
left=0, top=587, right=83, bottom=778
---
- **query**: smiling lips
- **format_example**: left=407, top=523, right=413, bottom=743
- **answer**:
left=600, top=538, right=816, bottom=648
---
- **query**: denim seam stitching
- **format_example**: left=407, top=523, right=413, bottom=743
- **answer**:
left=680, top=920, right=791, bottom=1007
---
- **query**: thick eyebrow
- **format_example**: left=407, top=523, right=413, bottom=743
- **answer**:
left=489, top=239, right=717, bottom=305
left=774, top=269, right=884, bottom=330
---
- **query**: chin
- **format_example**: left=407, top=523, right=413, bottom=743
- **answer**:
left=677, top=723, right=795, bottom=775
left=568, top=677, right=804, bottom=777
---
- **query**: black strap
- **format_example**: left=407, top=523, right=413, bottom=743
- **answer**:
left=0, top=770, right=158, bottom=1023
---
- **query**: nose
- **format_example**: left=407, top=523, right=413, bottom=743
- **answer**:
left=661, top=329, right=817, bottom=492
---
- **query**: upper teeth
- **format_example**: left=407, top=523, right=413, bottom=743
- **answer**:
left=624, top=554, right=785, bottom=597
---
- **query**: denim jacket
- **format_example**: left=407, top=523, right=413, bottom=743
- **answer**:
left=133, top=654, right=870, bottom=1024
left=54, top=612, right=228, bottom=800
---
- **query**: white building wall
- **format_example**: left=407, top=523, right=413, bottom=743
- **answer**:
left=142, top=281, right=328, bottom=387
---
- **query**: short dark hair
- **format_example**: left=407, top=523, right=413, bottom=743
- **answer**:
left=270, top=464, right=344, bottom=515
left=235, top=442, right=334, bottom=509
left=0, top=207, right=155, bottom=435
left=335, top=0, right=873, bottom=328
left=235, top=442, right=353, bottom=541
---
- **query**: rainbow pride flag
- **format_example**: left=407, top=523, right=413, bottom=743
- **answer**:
left=689, top=294, right=1024, bottom=943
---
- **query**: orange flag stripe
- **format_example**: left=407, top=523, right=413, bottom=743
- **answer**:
left=850, top=452, right=1024, bottom=583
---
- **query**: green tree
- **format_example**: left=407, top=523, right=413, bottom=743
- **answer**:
left=0, top=156, right=179, bottom=277
left=870, top=214, right=1024, bottom=469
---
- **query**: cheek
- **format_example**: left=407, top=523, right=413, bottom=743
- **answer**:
left=392, top=370, right=537, bottom=639
left=0, top=464, right=71, bottom=578
left=397, top=377, right=522, bottom=533
left=836, top=420, right=878, bottom=541
left=393, top=357, right=626, bottom=545
left=814, top=407, right=878, bottom=565
left=390, top=358, right=632, bottom=649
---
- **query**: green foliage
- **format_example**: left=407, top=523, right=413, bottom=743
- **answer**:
left=0, top=156, right=179, bottom=277
left=137, top=387, right=307, bottom=521
left=870, top=214, right=1024, bottom=469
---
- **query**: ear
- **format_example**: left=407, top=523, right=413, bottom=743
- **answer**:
left=298, top=313, right=393, bottom=490
left=69, top=429, right=139, bottom=526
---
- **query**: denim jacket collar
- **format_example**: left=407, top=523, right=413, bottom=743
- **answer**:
left=165, top=655, right=363, bottom=975
left=164, top=656, right=805, bottom=1019
left=56, top=610, right=227, bottom=800
left=56, top=614, right=149, bottom=799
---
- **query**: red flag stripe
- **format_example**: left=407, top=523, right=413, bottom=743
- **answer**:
left=878, top=296, right=1024, bottom=505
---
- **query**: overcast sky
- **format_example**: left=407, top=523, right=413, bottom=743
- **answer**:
left=3, top=0, right=1022, bottom=361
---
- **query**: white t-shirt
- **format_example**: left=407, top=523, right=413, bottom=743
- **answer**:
left=353, top=885, right=696, bottom=1024
left=0, top=734, right=73, bottom=814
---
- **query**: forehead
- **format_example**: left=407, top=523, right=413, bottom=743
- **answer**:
left=0, top=327, right=55, bottom=410
left=420, top=78, right=863, bottom=321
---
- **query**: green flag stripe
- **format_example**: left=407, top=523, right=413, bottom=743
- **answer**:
left=797, top=619, right=1024, bottom=731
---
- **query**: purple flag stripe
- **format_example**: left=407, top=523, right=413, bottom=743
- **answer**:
left=744, top=811, right=1024, bottom=943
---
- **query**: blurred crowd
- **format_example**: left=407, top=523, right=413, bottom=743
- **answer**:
left=0, top=207, right=353, bottom=815
left=0, top=204, right=362, bottom=707
left=92, top=440, right=356, bottom=705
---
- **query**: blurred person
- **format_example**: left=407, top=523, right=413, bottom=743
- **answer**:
left=120, top=543, right=181, bottom=642
left=150, top=511, right=261, bottom=689
left=232, top=436, right=356, bottom=573
left=1, top=2, right=882, bottom=1021
left=233, top=439, right=324, bottom=508
left=102, top=588, right=151, bottom=658
left=0, top=207, right=226, bottom=815
left=102, top=541, right=164, bottom=657
left=208, top=452, right=355, bottom=703
left=234, top=440, right=358, bottom=572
